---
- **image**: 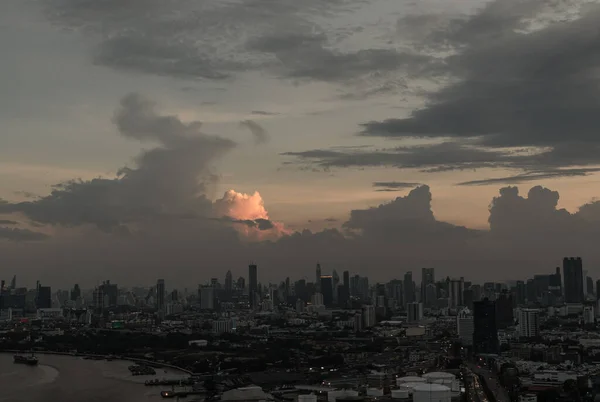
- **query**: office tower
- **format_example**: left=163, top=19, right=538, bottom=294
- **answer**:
left=225, top=270, right=232, bottom=292
left=473, top=298, right=498, bottom=354
left=362, top=305, right=376, bottom=328
left=421, top=268, right=435, bottom=307
left=10, top=275, right=16, bottom=290
left=35, top=284, right=51, bottom=309
left=587, top=276, right=594, bottom=296
left=583, top=306, right=595, bottom=325
left=311, top=292, right=324, bottom=306
left=496, top=289, right=514, bottom=329
left=156, top=279, right=165, bottom=312
left=101, top=280, right=118, bottom=307
left=457, top=308, right=474, bottom=346
left=518, top=308, right=540, bottom=338
left=71, top=284, right=81, bottom=301
left=249, top=263, right=258, bottom=308
left=515, top=281, right=526, bottom=305
left=449, top=278, right=464, bottom=308
left=210, top=278, right=218, bottom=288
left=315, top=263, right=322, bottom=292
left=407, top=302, right=423, bottom=323
left=425, top=283, right=437, bottom=308
left=320, top=275, right=333, bottom=307
left=596, top=280, right=600, bottom=300
left=200, top=286, right=215, bottom=310
left=549, top=268, right=562, bottom=297
left=563, top=257, right=584, bottom=303
left=463, top=287, right=474, bottom=310
left=403, top=271, right=414, bottom=305
left=470, top=284, right=482, bottom=302
left=237, top=277, right=245, bottom=291
left=526, top=279, right=536, bottom=303
left=343, top=270, right=350, bottom=289
left=93, top=286, right=105, bottom=309
left=170, top=289, right=179, bottom=302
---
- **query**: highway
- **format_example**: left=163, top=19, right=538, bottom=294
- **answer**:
left=467, top=362, right=510, bottom=402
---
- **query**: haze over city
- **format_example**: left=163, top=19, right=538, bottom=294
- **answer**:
left=3, top=0, right=600, bottom=286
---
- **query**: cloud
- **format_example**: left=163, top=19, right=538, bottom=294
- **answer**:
left=1, top=93, right=235, bottom=229
left=457, top=168, right=600, bottom=186
left=251, top=110, right=279, bottom=116
left=0, top=227, right=49, bottom=242
left=373, top=181, right=421, bottom=191
left=360, top=1, right=600, bottom=172
left=0, top=220, right=18, bottom=225
left=42, top=0, right=391, bottom=84
left=213, top=190, right=289, bottom=240
left=240, top=120, right=269, bottom=145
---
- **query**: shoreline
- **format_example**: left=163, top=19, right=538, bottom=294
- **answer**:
left=2, top=350, right=193, bottom=375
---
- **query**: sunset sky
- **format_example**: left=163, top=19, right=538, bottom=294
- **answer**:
left=2, top=0, right=600, bottom=286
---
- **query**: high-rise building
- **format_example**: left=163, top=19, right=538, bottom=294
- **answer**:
left=101, top=280, right=118, bottom=307
left=249, top=264, right=258, bottom=308
left=457, top=308, right=474, bottom=346
left=518, top=308, right=540, bottom=338
left=421, top=268, right=435, bottom=307
left=362, top=305, right=376, bottom=328
left=9, top=275, right=16, bottom=290
left=320, top=275, right=333, bottom=307
left=200, top=286, right=215, bottom=310
left=584, top=306, right=595, bottom=325
left=225, top=270, right=233, bottom=292
left=586, top=276, right=594, bottom=297
left=449, top=278, right=464, bottom=308
left=36, top=285, right=52, bottom=309
left=473, top=298, right=498, bottom=355
left=407, top=302, right=423, bottom=323
left=315, top=263, right=322, bottom=292
left=596, top=280, right=600, bottom=300
left=403, top=271, right=414, bottom=305
left=156, top=279, right=165, bottom=313
left=548, top=267, right=562, bottom=297
left=563, top=257, right=584, bottom=303
left=71, top=284, right=81, bottom=301
left=496, top=289, right=514, bottom=329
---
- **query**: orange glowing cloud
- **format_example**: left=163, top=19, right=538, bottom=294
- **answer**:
left=213, top=190, right=290, bottom=240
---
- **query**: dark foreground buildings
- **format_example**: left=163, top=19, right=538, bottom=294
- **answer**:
left=473, top=298, right=498, bottom=355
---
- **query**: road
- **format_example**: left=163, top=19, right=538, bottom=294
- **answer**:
left=467, top=363, right=510, bottom=402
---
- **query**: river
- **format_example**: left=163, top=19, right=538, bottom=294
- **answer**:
left=0, top=354, right=190, bottom=402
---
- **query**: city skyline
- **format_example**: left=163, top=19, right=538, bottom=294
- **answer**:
left=3, top=0, right=600, bottom=285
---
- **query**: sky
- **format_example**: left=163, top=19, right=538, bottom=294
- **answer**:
left=2, top=0, right=600, bottom=287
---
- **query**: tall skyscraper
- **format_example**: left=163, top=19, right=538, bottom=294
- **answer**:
left=200, top=286, right=215, bottom=310
left=473, top=298, right=498, bottom=355
left=224, top=270, right=233, bottom=300
left=10, top=275, right=16, bottom=290
left=407, top=302, right=423, bottom=323
left=421, top=268, right=435, bottom=306
left=36, top=285, right=52, bottom=309
left=403, top=271, right=414, bottom=305
left=71, top=284, right=81, bottom=301
left=449, top=278, right=464, bottom=308
left=563, top=257, right=584, bottom=303
left=315, top=263, right=322, bottom=292
left=496, top=289, right=514, bottom=329
left=518, top=308, right=540, bottom=338
left=457, top=308, right=474, bottom=346
left=156, top=279, right=165, bottom=313
left=320, top=275, right=333, bottom=307
left=249, top=264, right=258, bottom=308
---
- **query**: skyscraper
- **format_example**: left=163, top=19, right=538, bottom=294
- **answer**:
left=225, top=270, right=233, bottom=300
left=10, top=275, right=16, bottom=290
left=156, top=279, right=165, bottom=313
left=473, top=298, right=498, bottom=355
left=563, top=257, right=584, bottom=303
left=249, top=263, right=258, bottom=308
left=320, top=275, right=333, bottom=307
left=315, top=263, right=322, bottom=292
left=71, top=284, right=81, bottom=301
left=200, top=286, right=215, bottom=310
left=457, top=308, right=474, bottom=346
left=518, top=308, right=540, bottom=338
left=403, top=271, right=414, bottom=305
left=36, top=285, right=52, bottom=309
left=421, top=268, right=435, bottom=306
left=448, top=278, right=464, bottom=308
left=407, top=302, right=423, bottom=323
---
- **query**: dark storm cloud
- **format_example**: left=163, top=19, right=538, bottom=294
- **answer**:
left=362, top=1, right=600, bottom=170
left=216, top=217, right=275, bottom=231
left=239, top=120, right=269, bottom=145
left=1, top=93, right=235, bottom=229
left=248, top=31, right=436, bottom=82
left=457, top=168, right=600, bottom=186
left=42, top=0, right=388, bottom=83
left=0, top=227, right=49, bottom=242
left=283, top=142, right=515, bottom=171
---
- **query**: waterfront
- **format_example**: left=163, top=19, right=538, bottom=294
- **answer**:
left=0, top=354, right=189, bottom=402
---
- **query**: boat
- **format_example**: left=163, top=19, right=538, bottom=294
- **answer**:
left=14, top=354, right=38, bottom=366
